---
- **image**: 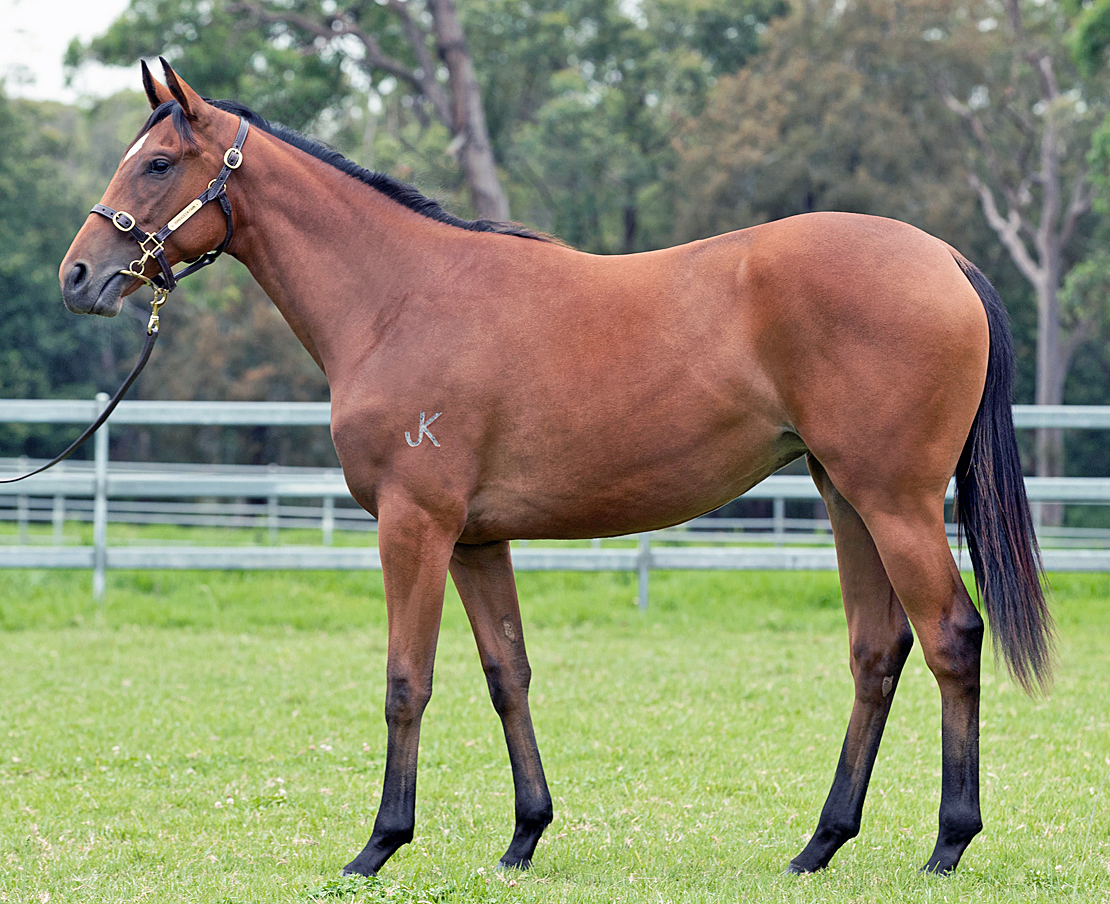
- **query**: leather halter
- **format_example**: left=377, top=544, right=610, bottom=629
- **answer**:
left=90, top=116, right=250, bottom=332
left=0, top=118, right=250, bottom=485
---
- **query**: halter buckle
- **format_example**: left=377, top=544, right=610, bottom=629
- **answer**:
left=223, top=147, right=243, bottom=169
left=112, top=211, right=136, bottom=232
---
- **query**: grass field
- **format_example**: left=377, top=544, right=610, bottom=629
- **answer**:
left=1, top=560, right=1107, bottom=903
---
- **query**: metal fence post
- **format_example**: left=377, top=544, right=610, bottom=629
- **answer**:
left=16, top=456, right=29, bottom=545
left=637, top=532, right=652, bottom=611
left=322, top=495, right=335, bottom=546
left=267, top=462, right=280, bottom=545
left=93, top=392, right=109, bottom=601
left=52, top=486, right=66, bottom=545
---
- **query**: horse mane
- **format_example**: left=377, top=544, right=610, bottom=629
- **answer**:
left=139, top=99, right=555, bottom=243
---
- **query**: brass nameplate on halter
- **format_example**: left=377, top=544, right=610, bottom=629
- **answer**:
left=167, top=198, right=204, bottom=232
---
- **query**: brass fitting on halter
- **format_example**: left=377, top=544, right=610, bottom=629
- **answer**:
left=147, top=287, right=168, bottom=334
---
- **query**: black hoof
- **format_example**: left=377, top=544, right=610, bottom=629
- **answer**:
left=920, top=861, right=956, bottom=876
left=341, top=863, right=377, bottom=878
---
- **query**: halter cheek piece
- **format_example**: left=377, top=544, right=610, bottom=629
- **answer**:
left=90, top=117, right=250, bottom=334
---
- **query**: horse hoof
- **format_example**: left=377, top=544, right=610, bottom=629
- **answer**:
left=920, top=861, right=956, bottom=876
left=340, top=863, right=377, bottom=878
left=784, top=861, right=812, bottom=875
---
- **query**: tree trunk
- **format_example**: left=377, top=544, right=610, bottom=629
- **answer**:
left=1034, top=275, right=1066, bottom=525
left=428, top=0, right=510, bottom=221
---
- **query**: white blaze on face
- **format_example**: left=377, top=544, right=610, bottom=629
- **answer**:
left=123, top=132, right=150, bottom=164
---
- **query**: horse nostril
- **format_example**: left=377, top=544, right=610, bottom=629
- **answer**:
left=66, top=262, right=88, bottom=292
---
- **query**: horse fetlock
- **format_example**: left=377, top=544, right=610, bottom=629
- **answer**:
left=938, top=806, right=983, bottom=848
left=517, top=799, right=554, bottom=833
left=370, top=820, right=416, bottom=853
left=502, top=811, right=550, bottom=869
left=789, top=818, right=859, bottom=874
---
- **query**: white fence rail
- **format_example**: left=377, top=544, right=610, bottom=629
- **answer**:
left=4, top=398, right=1110, bottom=605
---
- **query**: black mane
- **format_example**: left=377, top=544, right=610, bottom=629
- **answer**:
left=140, top=99, right=553, bottom=243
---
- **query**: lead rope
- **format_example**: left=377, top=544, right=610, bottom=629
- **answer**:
left=0, top=308, right=162, bottom=484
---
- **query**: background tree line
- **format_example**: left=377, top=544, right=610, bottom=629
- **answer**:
left=3, top=0, right=1110, bottom=521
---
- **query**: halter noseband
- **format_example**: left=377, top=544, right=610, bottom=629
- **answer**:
left=91, top=117, right=250, bottom=333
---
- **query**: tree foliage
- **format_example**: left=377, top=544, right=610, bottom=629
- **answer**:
left=0, top=90, right=145, bottom=458
left=674, top=0, right=983, bottom=241
left=65, top=0, right=348, bottom=131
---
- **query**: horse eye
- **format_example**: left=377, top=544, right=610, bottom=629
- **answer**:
left=147, top=158, right=172, bottom=175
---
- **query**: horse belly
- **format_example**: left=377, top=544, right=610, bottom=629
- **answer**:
left=464, top=402, right=803, bottom=542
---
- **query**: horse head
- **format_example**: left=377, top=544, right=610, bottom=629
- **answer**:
left=59, top=59, right=247, bottom=317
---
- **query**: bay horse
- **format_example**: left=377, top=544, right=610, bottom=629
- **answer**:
left=59, top=61, right=1051, bottom=877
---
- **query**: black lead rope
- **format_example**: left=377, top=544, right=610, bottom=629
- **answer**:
left=0, top=325, right=159, bottom=485
left=0, top=117, right=250, bottom=485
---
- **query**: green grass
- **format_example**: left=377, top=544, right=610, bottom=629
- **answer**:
left=0, top=564, right=1107, bottom=902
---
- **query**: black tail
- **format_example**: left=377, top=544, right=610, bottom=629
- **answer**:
left=952, top=255, right=1053, bottom=694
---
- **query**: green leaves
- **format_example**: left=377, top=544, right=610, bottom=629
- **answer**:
left=68, top=0, right=347, bottom=131
left=0, top=90, right=111, bottom=453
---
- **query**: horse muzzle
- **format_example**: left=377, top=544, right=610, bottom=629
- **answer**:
left=60, top=260, right=132, bottom=317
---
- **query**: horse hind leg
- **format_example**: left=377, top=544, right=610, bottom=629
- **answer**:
left=789, top=455, right=915, bottom=873
left=858, top=499, right=984, bottom=874
left=449, top=540, right=553, bottom=869
left=812, top=451, right=985, bottom=875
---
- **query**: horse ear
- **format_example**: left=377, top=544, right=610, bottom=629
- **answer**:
left=160, top=57, right=205, bottom=121
left=141, top=59, right=173, bottom=110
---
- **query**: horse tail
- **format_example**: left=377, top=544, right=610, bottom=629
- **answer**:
left=951, top=253, right=1053, bottom=694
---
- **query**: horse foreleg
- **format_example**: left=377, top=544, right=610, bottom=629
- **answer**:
left=343, top=506, right=458, bottom=877
left=449, top=540, right=553, bottom=869
left=789, top=457, right=914, bottom=873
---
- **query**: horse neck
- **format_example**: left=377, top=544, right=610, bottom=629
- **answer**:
left=225, top=134, right=441, bottom=377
